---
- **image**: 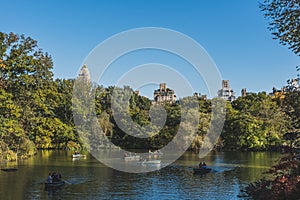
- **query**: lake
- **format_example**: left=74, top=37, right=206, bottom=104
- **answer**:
left=0, top=150, right=282, bottom=200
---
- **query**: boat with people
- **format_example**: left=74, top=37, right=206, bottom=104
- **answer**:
left=123, top=152, right=140, bottom=161
left=148, top=150, right=163, bottom=156
left=193, top=167, right=212, bottom=174
left=193, top=161, right=211, bottom=174
left=45, top=172, right=65, bottom=189
left=72, top=151, right=86, bottom=158
left=44, top=180, right=65, bottom=188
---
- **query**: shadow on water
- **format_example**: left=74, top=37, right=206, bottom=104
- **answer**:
left=63, top=177, right=97, bottom=185
left=39, top=177, right=92, bottom=198
left=44, top=184, right=64, bottom=197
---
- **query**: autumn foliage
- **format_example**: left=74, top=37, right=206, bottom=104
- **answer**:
left=245, top=154, right=300, bottom=199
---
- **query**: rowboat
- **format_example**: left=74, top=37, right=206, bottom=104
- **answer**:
left=124, top=155, right=140, bottom=161
left=193, top=167, right=212, bottom=174
left=148, top=150, right=163, bottom=156
left=44, top=180, right=65, bottom=188
left=1, top=168, right=18, bottom=172
left=137, top=160, right=161, bottom=164
left=72, top=154, right=86, bottom=158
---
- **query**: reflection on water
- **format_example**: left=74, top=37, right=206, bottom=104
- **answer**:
left=0, top=150, right=281, bottom=199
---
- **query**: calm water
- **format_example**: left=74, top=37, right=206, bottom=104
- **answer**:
left=0, top=150, right=282, bottom=200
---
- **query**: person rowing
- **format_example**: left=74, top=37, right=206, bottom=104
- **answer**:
left=198, top=162, right=207, bottom=169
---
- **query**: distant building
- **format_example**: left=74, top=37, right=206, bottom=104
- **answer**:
left=193, top=92, right=207, bottom=100
left=218, top=80, right=236, bottom=102
left=241, top=88, right=247, bottom=97
left=270, top=78, right=299, bottom=100
left=241, top=88, right=256, bottom=97
left=154, top=83, right=176, bottom=103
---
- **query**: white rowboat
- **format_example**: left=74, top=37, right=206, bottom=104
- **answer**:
left=137, top=160, right=161, bottom=164
left=72, top=154, right=86, bottom=158
left=124, top=155, right=140, bottom=161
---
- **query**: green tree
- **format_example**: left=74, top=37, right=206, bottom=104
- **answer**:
left=222, top=93, right=289, bottom=150
left=260, top=0, right=300, bottom=55
left=0, top=32, right=80, bottom=158
left=0, top=87, right=35, bottom=159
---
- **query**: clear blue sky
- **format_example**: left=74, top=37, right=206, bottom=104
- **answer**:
left=1, top=0, right=299, bottom=98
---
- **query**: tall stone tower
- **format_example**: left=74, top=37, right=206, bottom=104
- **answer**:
left=241, top=88, right=247, bottom=97
left=222, top=80, right=229, bottom=89
left=160, top=83, right=166, bottom=92
left=77, top=65, right=91, bottom=83
left=218, top=80, right=236, bottom=102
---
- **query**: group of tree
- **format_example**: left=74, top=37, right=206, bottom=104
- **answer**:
left=0, top=32, right=80, bottom=161
left=222, top=92, right=291, bottom=151
left=242, top=0, right=300, bottom=199
left=0, top=29, right=299, bottom=163
left=241, top=72, right=300, bottom=199
left=0, top=0, right=299, bottom=198
left=72, top=80, right=211, bottom=152
left=1, top=30, right=299, bottom=162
